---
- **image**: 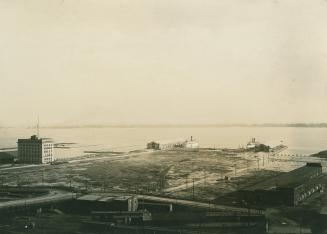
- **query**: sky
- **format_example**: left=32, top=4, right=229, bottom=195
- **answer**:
left=1, top=0, right=327, bottom=126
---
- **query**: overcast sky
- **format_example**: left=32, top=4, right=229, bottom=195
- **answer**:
left=1, top=0, right=327, bottom=126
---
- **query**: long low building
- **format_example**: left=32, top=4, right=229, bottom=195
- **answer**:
left=146, top=140, right=184, bottom=150
left=146, top=137, right=199, bottom=151
left=73, top=194, right=138, bottom=213
left=242, top=163, right=325, bottom=206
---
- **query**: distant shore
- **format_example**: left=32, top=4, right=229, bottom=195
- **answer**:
left=14, top=123, right=327, bottom=129
left=311, top=150, right=327, bottom=158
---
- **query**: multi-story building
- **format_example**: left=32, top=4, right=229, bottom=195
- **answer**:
left=17, top=135, right=54, bottom=164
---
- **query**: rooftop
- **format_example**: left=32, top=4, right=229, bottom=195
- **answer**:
left=18, top=135, right=53, bottom=143
left=245, top=163, right=322, bottom=191
left=77, top=194, right=133, bottom=202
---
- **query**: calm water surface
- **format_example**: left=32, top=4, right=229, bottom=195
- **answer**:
left=0, top=127, right=326, bottom=159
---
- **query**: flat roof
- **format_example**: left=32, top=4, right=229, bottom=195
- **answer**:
left=18, top=138, right=53, bottom=143
left=77, top=195, right=133, bottom=202
left=98, top=197, right=115, bottom=202
left=114, top=196, right=133, bottom=201
left=77, top=195, right=102, bottom=201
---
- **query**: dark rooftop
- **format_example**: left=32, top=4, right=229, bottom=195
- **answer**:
left=244, top=163, right=322, bottom=191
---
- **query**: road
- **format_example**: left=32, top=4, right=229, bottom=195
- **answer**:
left=164, top=176, right=213, bottom=193
left=0, top=190, right=75, bottom=210
left=0, top=149, right=154, bottom=172
left=0, top=164, right=46, bottom=172
left=136, top=194, right=264, bottom=214
left=67, top=152, right=140, bottom=164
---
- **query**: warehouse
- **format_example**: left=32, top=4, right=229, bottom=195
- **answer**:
left=72, top=195, right=138, bottom=214
left=146, top=140, right=183, bottom=150
left=242, top=163, right=325, bottom=206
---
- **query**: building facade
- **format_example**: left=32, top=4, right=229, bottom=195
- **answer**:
left=147, top=141, right=160, bottom=150
left=17, top=135, right=54, bottom=164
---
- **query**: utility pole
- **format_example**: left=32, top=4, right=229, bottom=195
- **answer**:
left=42, top=168, right=44, bottom=185
left=234, top=163, right=237, bottom=177
left=247, top=160, right=249, bottom=173
left=37, top=114, right=40, bottom=138
left=257, top=158, right=260, bottom=171
left=25, top=200, right=27, bottom=215
left=204, top=173, right=207, bottom=187
left=192, top=178, right=195, bottom=199
left=262, top=155, right=265, bottom=167
left=160, top=174, right=165, bottom=192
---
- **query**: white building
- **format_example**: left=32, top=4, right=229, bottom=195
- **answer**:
left=182, top=136, right=199, bottom=150
left=17, top=135, right=54, bottom=164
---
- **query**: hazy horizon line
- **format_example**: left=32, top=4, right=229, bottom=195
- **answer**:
left=3, top=123, right=327, bottom=129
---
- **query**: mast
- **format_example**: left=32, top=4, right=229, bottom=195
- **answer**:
left=37, top=115, right=40, bottom=138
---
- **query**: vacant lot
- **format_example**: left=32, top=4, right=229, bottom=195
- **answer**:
left=0, top=149, right=308, bottom=202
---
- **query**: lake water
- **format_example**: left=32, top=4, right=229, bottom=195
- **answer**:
left=0, top=127, right=327, bottom=159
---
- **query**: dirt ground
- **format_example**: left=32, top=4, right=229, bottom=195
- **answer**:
left=0, top=149, right=287, bottom=203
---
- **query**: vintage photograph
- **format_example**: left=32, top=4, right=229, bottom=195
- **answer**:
left=1, top=0, right=327, bottom=233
